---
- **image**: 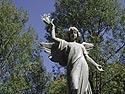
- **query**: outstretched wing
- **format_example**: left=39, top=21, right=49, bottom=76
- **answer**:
left=40, top=42, right=53, bottom=55
left=40, top=42, right=67, bottom=66
left=82, top=42, right=94, bottom=52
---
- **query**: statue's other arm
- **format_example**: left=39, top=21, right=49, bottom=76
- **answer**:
left=86, top=54, right=104, bottom=71
left=82, top=46, right=104, bottom=71
left=85, top=54, right=104, bottom=71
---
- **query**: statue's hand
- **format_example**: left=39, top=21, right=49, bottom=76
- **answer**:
left=41, top=14, right=51, bottom=24
left=50, top=19, right=54, bottom=25
left=50, top=19, right=55, bottom=28
left=96, top=64, right=104, bottom=71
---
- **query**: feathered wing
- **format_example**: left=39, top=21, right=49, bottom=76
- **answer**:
left=40, top=42, right=67, bottom=66
left=82, top=42, right=94, bottom=53
left=40, top=42, right=53, bottom=55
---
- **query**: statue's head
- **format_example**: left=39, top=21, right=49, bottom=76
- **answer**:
left=65, top=27, right=81, bottom=42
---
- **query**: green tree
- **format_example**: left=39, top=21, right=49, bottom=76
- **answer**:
left=102, top=63, right=125, bottom=93
left=45, top=64, right=67, bottom=94
left=46, top=78, right=67, bottom=94
left=44, top=0, right=125, bottom=93
left=0, top=0, right=48, bottom=93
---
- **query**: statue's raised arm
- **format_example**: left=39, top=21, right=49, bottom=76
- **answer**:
left=41, top=14, right=62, bottom=42
left=41, top=14, right=67, bottom=66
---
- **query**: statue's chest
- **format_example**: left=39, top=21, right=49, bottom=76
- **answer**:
left=68, top=42, right=82, bottom=50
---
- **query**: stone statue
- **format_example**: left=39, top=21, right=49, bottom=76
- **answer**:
left=40, top=14, right=104, bottom=94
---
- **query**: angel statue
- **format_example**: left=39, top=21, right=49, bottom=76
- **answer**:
left=40, top=14, right=104, bottom=94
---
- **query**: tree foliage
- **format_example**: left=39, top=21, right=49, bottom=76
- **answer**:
left=45, top=64, right=67, bottom=94
left=102, top=63, right=125, bottom=93
left=0, top=0, right=48, bottom=93
left=44, top=0, right=125, bottom=93
left=46, top=79, right=67, bottom=94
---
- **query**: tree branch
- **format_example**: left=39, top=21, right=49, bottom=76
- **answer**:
left=104, top=42, right=125, bottom=63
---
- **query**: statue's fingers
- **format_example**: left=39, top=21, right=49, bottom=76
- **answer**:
left=51, top=19, right=54, bottom=24
left=99, top=67, right=104, bottom=71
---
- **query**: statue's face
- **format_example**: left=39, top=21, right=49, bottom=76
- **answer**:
left=69, top=30, right=78, bottom=41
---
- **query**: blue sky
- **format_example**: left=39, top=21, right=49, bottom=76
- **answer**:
left=14, top=0, right=125, bottom=72
left=14, top=0, right=55, bottom=72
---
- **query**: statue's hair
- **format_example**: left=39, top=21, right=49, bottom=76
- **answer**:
left=65, top=27, right=81, bottom=43
left=69, top=27, right=78, bottom=32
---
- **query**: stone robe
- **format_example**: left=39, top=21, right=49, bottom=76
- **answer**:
left=57, top=39, right=92, bottom=94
